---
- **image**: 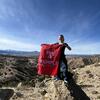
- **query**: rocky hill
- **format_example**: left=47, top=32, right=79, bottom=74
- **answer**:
left=0, top=55, right=100, bottom=100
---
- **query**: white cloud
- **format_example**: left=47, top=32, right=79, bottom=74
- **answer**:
left=0, top=37, right=40, bottom=51
left=65, top=42, right=100, bottom=54
left=0, top=36, right=99, bottom=54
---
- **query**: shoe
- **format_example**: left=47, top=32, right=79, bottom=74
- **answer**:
left=64, top=79, right=68, bottom=84
left=64, top=80, right=68, bottom=87
left=54, top=77, right=61, bottom=81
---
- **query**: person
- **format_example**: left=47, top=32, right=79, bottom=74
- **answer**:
left=55, top=34, right=72, bottom=84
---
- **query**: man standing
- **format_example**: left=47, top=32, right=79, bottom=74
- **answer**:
left=55, top=34, right=72, bottom=84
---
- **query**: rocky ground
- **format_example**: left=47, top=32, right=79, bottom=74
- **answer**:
left=0, top=55, right=100, bottom=100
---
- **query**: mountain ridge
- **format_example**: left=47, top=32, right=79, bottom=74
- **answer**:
left=0, top=50, right=40, bottom=57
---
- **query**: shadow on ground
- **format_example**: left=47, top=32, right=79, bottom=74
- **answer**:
left=66, top=78, right=90, bottom=100
left=0, top=89, right=14, bottom=100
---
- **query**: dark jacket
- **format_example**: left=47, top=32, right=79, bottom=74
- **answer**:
left=54, top=42, right=68, bottom=72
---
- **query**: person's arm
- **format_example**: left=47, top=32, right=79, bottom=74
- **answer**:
left=64, top=43, right=72, bottom=50
left=53, top=42, right=59, bottom=45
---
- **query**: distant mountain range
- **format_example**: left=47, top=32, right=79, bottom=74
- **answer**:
left=0, top=50, right=99, bottom=57
left=0, top=50, right=40, bottom=57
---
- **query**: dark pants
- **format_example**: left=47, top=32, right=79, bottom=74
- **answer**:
left=57, top=57, right=68, bottom=80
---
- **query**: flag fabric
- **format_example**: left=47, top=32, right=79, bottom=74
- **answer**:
left=37, top=43, right=63, bottom=76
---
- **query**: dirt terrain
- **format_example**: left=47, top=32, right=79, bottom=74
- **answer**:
left=0, top=55, right=100, bottom=100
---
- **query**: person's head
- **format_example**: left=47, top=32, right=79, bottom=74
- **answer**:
left=58, top=34, right=64, bottom=43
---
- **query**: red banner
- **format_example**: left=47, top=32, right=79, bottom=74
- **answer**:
left=37, top=43, right=63, bottom=76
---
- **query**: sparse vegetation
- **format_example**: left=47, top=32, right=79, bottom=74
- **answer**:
left=0, top=54, right=100, bottom=100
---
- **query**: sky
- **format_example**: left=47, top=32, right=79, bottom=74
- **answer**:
left=0, top=0, right=100, bottom=54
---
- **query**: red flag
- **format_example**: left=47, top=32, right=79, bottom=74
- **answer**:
left=37, top=43, right=63, bottom=76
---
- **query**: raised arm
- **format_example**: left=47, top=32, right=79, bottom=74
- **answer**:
left=64, top=43, right=72, bottom=50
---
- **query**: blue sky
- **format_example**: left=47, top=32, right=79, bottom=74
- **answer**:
left=0, top=0, right=100, bottom=54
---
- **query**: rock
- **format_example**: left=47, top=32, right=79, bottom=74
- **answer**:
left=0, top=55, right=100, bottom=85
left=39, top=89, right=47, bottom=95
left=0, top=55, right=100, bottom=100
left=67, top=56, right=100, bottom=69
left=95, top=63, right=100, bottom=67
left=97, top=96, right=100, bottom=99
left=92, top=91, right=98, bottom=94
left=86, top=70, right=91, bottom=74
left=0, top=89, right=14, bottom=100
left=39, top=81, right=46, bottom=87
left=0, top=56, right=37, bottom=85
left=88, top=73, right=94, bottom=78
left=68, top=57, right=85, bottom=69
left=44, top=80, right=72, bottom=100
left=16, top=92, right=23, bottom=97
left=17, top=82, right=22, bottom=89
